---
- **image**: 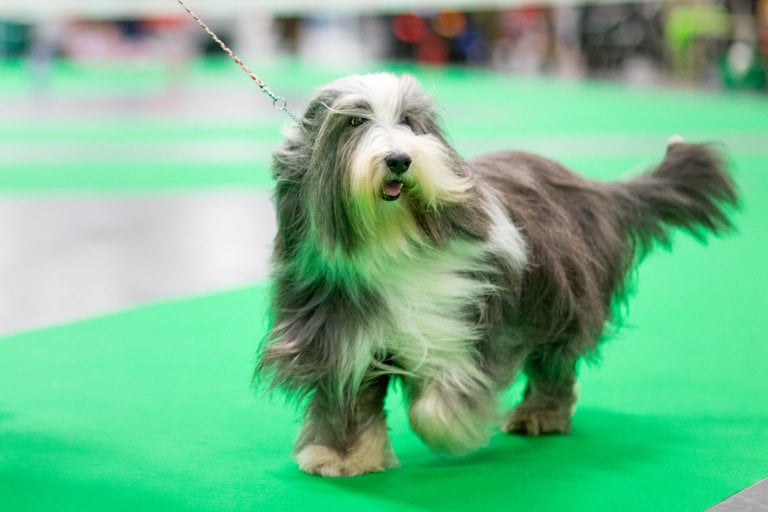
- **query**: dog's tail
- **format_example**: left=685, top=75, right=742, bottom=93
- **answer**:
left=612, top=138, right=738, bottom=255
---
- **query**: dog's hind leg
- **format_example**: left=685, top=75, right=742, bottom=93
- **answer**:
left=294, top=374, right=398, bottom=477
left=504, top=345, right=579, bottom=436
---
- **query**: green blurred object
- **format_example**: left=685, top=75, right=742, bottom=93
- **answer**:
left=720, top=40, right=768, bottom=90
left=665, top=5, right=731, bottom=55
left=664, top=4, right=731, bottom=83
left=1, top=58, right=767, bottom=511
left=0, top=21, right=30, bottom=57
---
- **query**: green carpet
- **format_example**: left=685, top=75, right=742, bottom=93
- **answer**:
left=1, top=58, right=767, bottom=510
left=1, top=227, right=766, bottom=511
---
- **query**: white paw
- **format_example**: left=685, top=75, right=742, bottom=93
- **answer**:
left=295, top=443, right=398, bottom=477
left=294, top=420, right=398, bottom=477
left=408, top=389, right=493, bottom=455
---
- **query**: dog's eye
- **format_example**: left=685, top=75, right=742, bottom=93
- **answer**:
left=402, top=115, right=416, bottom=130
left=349, top=116, right=365, bottom=127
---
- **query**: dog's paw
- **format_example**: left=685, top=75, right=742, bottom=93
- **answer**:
left=408, top=385, right=493, bottom=455
left=295, top=444, right=398, bottom=478
left=503, top=406, right=572, bottom=436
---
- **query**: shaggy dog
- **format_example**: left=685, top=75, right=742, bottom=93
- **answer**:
left=256, top=73, right=737, bottom=477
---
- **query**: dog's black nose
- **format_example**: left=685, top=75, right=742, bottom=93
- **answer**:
left=385, top=153, right=412, bottom=175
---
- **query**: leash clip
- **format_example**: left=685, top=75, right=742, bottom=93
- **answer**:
left=177, top=0, right=299, bottom=123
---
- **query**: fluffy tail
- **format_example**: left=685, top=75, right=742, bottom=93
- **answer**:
left=613, top=139, right=738, bottom=254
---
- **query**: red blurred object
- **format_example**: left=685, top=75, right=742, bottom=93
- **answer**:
left=392, top=13, right=427, bottom=44
left=417, top=31, right=450, bottom=64
left=144, top=16, right=187, bottom=30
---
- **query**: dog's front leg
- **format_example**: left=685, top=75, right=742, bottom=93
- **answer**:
left=407, top=368, right=498, bottom=455
left=294, top=374, right=398, bottom=477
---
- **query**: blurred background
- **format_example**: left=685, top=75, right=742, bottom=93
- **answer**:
left=1, top=0, right=767, bottom=335
left=3, top=0, right=767, bottom=89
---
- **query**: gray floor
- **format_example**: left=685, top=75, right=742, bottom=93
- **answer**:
left=0, top=192, right=275, bottom=335
left=0, top=66, right=286, bottom=337
left=709, top=479, right=768, bottom=512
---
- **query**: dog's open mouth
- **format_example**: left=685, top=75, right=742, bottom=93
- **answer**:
left=382, top=180, right=404, bottom=201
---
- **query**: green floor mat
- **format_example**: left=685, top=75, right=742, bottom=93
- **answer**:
left=1, top=208, right=766, bottom=511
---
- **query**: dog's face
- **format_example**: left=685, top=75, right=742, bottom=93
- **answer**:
left=273, top=73, right=475, bottom=262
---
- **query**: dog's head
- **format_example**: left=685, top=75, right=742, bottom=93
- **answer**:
left=272, top=73, right=475, bottom=264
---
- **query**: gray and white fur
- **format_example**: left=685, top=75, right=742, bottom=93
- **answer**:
left=256, top=73, right=738, bottom=477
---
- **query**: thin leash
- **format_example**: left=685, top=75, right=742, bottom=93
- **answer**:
left=176, top=0, right=299, bottom=123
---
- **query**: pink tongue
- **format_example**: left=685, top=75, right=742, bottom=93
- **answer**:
left=384, top=182, right=403, bottom=196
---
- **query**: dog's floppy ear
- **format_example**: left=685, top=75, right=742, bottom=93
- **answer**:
left=272, top=89, right=339, bottom=182
left=297, top=87, right=345, bottom=140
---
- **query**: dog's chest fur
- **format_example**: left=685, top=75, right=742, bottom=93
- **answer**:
left=374, top=241, right=492, bottom=375
left=342, top=216, right=523, bottom=385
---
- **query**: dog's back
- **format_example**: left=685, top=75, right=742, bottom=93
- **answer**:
left=470, top=141, right=738, bottom=351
